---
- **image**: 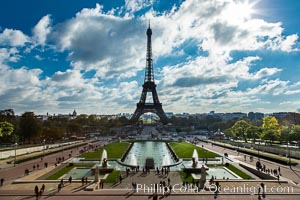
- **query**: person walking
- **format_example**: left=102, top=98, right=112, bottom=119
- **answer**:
left=69, top=176, right=72, bottom=184
left=41, top=184, right=45, bottom=193
left=34, top=185, right=39, bottom=200
left=81, top=177, right=84, bottom=186
left=0, top=178, right=4, bottom=186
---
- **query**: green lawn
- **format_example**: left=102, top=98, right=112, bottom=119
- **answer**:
left=47, top=165, right=74, bottom=180
left=81, top=142, right=130, bottom=159
left=179, top=171, right=194, bottom=183
left=169, top=142, right=219, bottom=158
left=46, top=164, right=94, bottom=180
left=102, top=170, right=120, bottom=183
left=225, top=164, right=253, bottom=180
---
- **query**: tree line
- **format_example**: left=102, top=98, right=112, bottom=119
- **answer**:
left=224, top=116, right=300, bottom=147
left=0, top=111, right=131, bottom=145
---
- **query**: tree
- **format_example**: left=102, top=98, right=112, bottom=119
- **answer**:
left=261, top=116, right=281, bottom=145
left=19, top=112, right=42, bottom=143
left=290, top=125, right=300, bottom=148
left=246, top=125, right=261, bottom=143
left=231, top=120, right=251, bottom=143
left=0, top=121, right=14, bottom=142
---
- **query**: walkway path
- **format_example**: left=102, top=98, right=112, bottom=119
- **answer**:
left=0, top=141, right=106, bottom=186
left=197, top=141, right=300, bottom=184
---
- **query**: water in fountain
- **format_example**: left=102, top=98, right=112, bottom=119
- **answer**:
left=192, top=149, right=199, bottom=167
left=100, top=149, right=107, bottom=162
left=162, top=154, right=171, bottom=166
left=130, top=153, right=138, bottom=166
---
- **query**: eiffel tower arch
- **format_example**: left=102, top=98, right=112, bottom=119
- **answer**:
left=131, top=22, right=168, bottom=124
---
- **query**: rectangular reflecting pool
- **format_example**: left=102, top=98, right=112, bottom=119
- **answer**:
left=123, top=141, right=176, bottom=168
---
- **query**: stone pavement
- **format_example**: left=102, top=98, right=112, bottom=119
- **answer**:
left=0, top=141, right=107, bottom=186
left=197, top=141, right=300, bottom=185
left=1, top=167, right=300, bottom=199
left=1, top=140, right=300, bottom=199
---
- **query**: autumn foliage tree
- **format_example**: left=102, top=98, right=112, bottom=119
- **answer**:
left=262, top=116, right=281, bottom=145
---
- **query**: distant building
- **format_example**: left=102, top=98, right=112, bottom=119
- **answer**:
left=248, top=112, right=264, bottom=120
left=0, top=109, right=15, bottom=117
left=271, top=112, right=288, bottom=119
left=215, top=112, right=247, bottom=120
left=72, top=109, right=77, bottom=117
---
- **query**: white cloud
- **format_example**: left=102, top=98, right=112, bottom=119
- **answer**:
left=51, top=4, right=145, bottom=79
left=1, top=1, right=300, bottom=114
left=0, top=28, right=29, bottom=46
left=125, top=0, right=154, bottom=14
left=0, top=47, right=21, bottom=63
left=33, top=15, right=52, bottom=46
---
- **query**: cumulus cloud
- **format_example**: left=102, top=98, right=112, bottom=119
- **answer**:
left=125, top=0, right=154, bottom=14
left=33, top=15, right=52, bottom=46
left=51, top=4, right=145, bottom=79
left=0, top=28, right=29, bottom=46
left=0, top=47, right=21, bottom=62
left=1, top=0, right=300, bottom=114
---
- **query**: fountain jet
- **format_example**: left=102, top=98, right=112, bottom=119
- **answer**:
left=162, top=154, right=171, bottom=166
left=100, top=149, right=108, bottom=167
left=192, top=149, right=198, bottom=167
left=130, top=153, right=138, bottom=166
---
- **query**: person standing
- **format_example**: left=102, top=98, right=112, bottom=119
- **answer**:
left=34, top=185, right=39, bottom=200
left=81, top=177, right=84, bottom=186
left=0, top=178, right=4, bottom=186
left=41, top=184, right=45, bottom=193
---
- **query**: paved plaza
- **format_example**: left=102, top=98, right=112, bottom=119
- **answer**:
left=1, top=140, right=300, bottom=200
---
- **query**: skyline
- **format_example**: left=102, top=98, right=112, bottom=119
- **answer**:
left=1, top=0, right=300, bottom=115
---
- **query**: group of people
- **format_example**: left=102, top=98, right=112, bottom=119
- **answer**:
left=24, top=162, right=48, bottom=176
left=155, top=166, right=170, bottom=176
left=34, top=184, right=45, bottom=199
left=81, top=176, right=89, bottom=185
left=256, top=160, right=281, bottom=179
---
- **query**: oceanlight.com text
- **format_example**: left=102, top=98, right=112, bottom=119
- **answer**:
left=133, top=183, right=294, bottom=195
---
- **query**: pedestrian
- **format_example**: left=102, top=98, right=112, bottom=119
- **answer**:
left=34, top=185, right=39, bottom=199
left=41, top=184, right=45, bottom=193
left=81, top=177, right=84, bottom=186
left=60, top=178, right=64, bottom=187
left=58, top=183, right=61, bottom=192
left=85, top=177, right=88, bottom=185
left=37, top=164, right=39, bottom=169
left=260, top=183, right=265, bottom=198
left=278, top=166, right=281, bottom=175
left=69, top=176, right=72, bottom=184
left=0, top=178, right=4, bottom=186
left=153, top=192, right=158, bottom=200
left=119, top=175, right=122, bottom=183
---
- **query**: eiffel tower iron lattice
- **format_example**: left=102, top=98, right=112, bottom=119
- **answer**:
left=131, top=22, right=168, bottom=124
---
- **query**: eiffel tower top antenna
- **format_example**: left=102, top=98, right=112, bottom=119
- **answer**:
left=145, top=19, right=154, bottom=83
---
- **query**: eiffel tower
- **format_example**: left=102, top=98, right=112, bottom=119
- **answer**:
left=131, top=22, right=168, bottom=124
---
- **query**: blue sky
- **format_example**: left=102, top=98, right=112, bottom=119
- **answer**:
left=0, top=0, right=300, bottom=115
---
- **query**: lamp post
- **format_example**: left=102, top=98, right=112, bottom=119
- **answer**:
left=14, top=142, right=18, bottom=167
left=62, top=138, right=64, bottom=154
left=258, top=141, right=260, bottom=161
left=288, top=142, right=291, bottom=167
left=43, top=139, right=46, bottom=159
